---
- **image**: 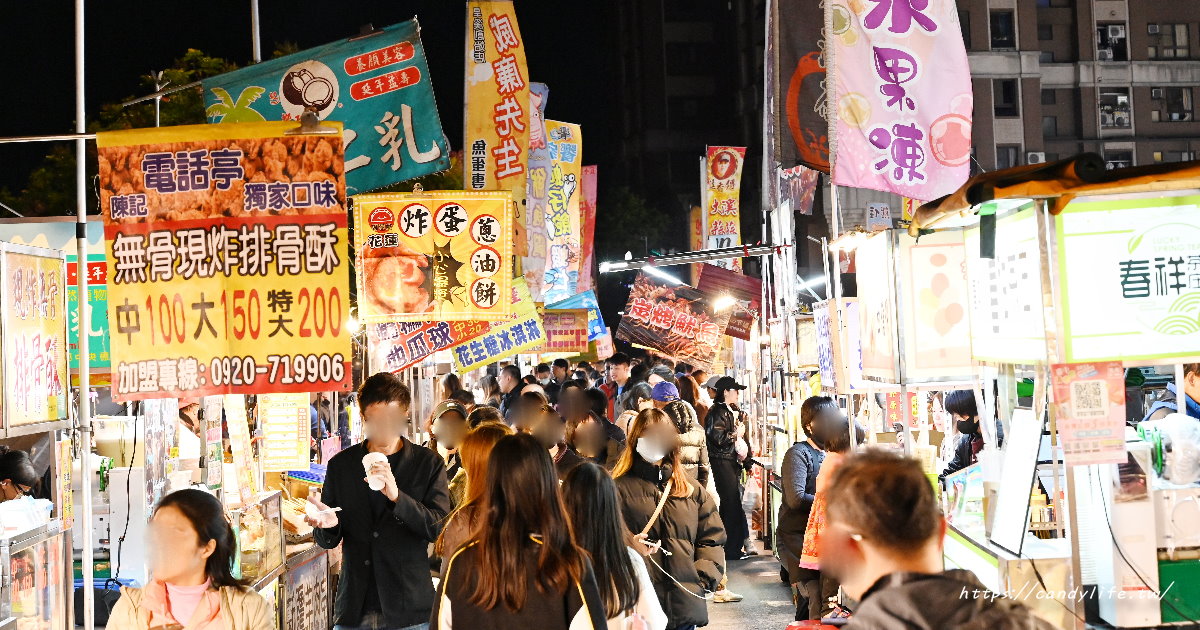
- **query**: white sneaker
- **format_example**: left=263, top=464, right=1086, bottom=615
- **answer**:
left=712, top=589, right=744, bottom=603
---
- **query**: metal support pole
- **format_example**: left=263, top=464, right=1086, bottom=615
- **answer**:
left=76, top=1, right=95, bottom=629
left=250, top=0, right=262, bottom=63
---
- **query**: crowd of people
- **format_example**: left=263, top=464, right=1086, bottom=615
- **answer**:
left=101, top=355, right=1059, bottom=630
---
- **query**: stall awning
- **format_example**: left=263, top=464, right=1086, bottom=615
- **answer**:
left=910, top=153, right=1200, bottom=235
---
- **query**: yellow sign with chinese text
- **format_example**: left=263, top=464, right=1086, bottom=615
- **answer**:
left=465, top=1, right=530, bottom=255
left=703, top=146, right=746, bottom=273
left=354, top=190, right=514, bottom=323
left=97, top=122, right=353, bottom=401
left=449, top=276, right=543, bottom=372
left=3, top=245, right=69, bottom=426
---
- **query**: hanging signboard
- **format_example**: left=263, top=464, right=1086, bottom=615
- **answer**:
left=615, top=272, right=732, bottom=372
left=368, top=320, right=491, bottom=374
left=98, top=122, right=353, bottom=401
left=2, top=245, right=69, bottom=427
left=1056, top=194, right=1200, bottom=364
left=523, top=82, right=551, bottom=299
left=828, top=0, right=973, bottom=201
left=450, top=277, right=544, bottom=373
left=0, top=219, right=110, bottom=373
left=963, top=203, right=1046, bottom=363
left=1051, top=361, right=1127, bottom=466
left=143, top=398, right=178, bottom=518
left=898, top=229, right=974, bottom=381
left=697, top=265, right=762, bottom=341
left=259, top=393, right=311, bottom=473
left=224, top=395, right=258, bottom=505
left=703, top=146, right=746, bottom=272
left=779, top=165, right=820, bottom=216
left=815, top=299, right=865, bottom=394
left=856, top=232, right=900, bottom=382
left=465, top=0, right=530, bottom=254
left=204, top=20, right=450, bottom=194
left=284, top=550, right=330, bottom=630
left=541, top=309, right=589, bottom=354
left=546, top=290, right=606, bottom=341
left=541, top=120, right=584, bottom=304
left=354, top=190, right=514, bottom=323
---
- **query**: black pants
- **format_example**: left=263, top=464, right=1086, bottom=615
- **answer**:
left=711, top=457, right=749, bottom=559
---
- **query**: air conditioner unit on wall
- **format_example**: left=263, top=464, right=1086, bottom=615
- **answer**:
left=1027, top=152, right=1047, bottom=164
left=1152, top=88, right=1165, bottom=99
left=1108, top=24, right=1126, bottom=39
left=1098, top=49, right=1115, bottom=61
left=1148, top=24, right=1161, bottom=35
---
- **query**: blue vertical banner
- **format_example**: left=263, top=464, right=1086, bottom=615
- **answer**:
left=203, top=20, right=451, bottom=194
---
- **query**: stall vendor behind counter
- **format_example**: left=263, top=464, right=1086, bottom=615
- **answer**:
left=1143, top=364, right=1200, bottom=421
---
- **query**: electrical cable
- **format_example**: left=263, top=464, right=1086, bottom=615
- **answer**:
left=113, top=404, right=139, bottom=584
left=1019, top=549, right=1088, bottom=625
left=1094, top=467, right=1200, bottom=625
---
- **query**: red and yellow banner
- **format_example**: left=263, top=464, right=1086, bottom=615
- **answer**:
left=703, top=146, right=746, bottom=272
left=98, top=122, right=353, bottom=401
left=3, top=246, right=69, bottom=426
left=449, top=277, right=544, bottom=373
left=541, top=308, right=589, bottom=354
left=368, top=320, right=491, bottom=374
left=465, top=1, right=530, bottom=255
left=354, top=190, right=514, bottom=322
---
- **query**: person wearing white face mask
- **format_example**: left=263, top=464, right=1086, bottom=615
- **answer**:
left=613, top=409, right=726, bottom=630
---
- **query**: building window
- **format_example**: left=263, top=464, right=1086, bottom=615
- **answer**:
left=1039, top=51, right=1055, bottom=63
left=1036, top=0, right=1074, bottom=6
left=959, top=10, right=972, bottom=49
left=1097, top=23, right=1129, bottom=61
left=993, top=79, right=1020, bottom=117
left=1042, top=89, right=1057, bottom=105
left=1042, top=116, right=1058, bottom=137
left=1152, top=87, right=1194, bottom=122
left=991, top=11, right=1016, bottom=49
left=997, top=145, right=1020, bottom=170
left=1155, top=150, right=1196, bottom=162
left=1104, top=149, right=1133, bottom=170
left=1149, top=24, right=1191, bottom=59
left=1039, top=24, right=1053, bottom=40
left=1100, top=89, right=1132, bottom=128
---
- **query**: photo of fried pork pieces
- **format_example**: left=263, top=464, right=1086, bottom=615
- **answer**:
left=98, top=136, right=344, bottom=225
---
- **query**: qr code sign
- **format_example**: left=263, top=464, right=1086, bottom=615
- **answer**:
left=1070, top=379, right=1108, bottom=419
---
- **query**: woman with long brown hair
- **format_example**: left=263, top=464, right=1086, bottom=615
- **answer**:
left=433, top=433, right=607, bottom=630
left=436, top=422, right=513, bottom=571
left=613, top=409, right=725, bottom=630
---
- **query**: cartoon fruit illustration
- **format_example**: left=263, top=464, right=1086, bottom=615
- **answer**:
left=206, top=87, right=267, bottom=123
left=839, top=93, right=871, bottom=128
left=283, top=69, right=335, bottom=111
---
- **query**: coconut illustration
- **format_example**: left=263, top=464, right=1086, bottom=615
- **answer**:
left=283, top=69, right=335, bottom=111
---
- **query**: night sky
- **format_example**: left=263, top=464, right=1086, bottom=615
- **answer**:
left=0, top=1, right=615, bottom=198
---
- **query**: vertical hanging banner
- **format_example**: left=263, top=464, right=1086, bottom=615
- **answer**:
left=615, top=272, right=732, bottom=372
left=224, top=395, right=258, bottom=506
left=204, top=20, right=450, bottom=195
left=353, top=190, right=514, bottom=322
left=1051, top=362, right=1127, bottom=466
left=541, top=121, right=584, bottom=304
left=3, top=245, right=69, bottom=427
left=688, top=205, right=705, bottom=285
left=523, top=82, right=551, bottom=300
left=828, top=0, right=973, bottom=201
left=259, top=393, right=311, bottom=473
left=98, top=122, right=353, bottom=401
left=449, top=277, right=545, bottom=372
left=465, top=1, right=530, bottom=255
left=703, top=146, right=746, bottom=272
left=779, top=0, right=831, bottom=172
left=578, top=165, right=598, bottom=294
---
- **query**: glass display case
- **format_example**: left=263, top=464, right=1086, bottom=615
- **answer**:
left=230, top=491, right=285, bottom=588
left=0, top=523, right=67, bottom=630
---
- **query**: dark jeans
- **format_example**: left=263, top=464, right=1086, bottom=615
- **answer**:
left=673, top=626, right=697, bottom=630
left=334, top=613, right=427, bottom=630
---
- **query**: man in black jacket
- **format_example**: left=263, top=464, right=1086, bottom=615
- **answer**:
left=820, top=450, right=1055, bottom=629
left=498, top=364, right=523, bottom=421
left=307, top=373, right=451, bottom=630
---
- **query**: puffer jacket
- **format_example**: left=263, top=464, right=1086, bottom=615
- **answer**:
left=704, top=402, right=739, bottom=461
left=108, top=584, right=273, bottom=630
left=845, top=570, right=1059, bottom=630
left=664, top=400, right=710, bottom=485
left=614, top=455, right=726, bottom=629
